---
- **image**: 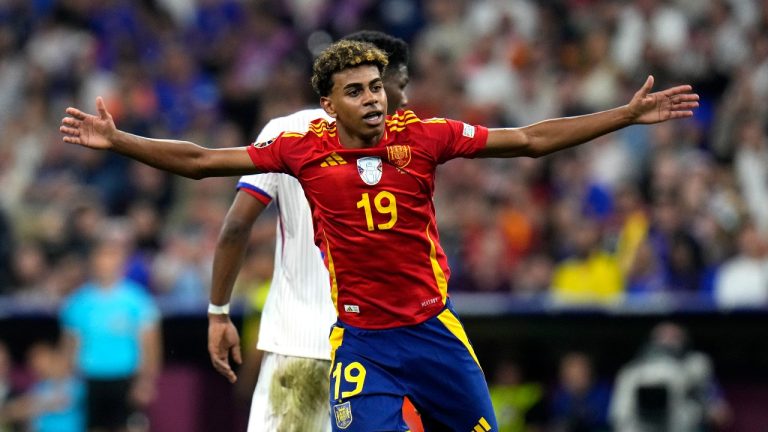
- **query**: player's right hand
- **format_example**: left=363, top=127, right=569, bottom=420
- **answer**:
left=60, top=96, right=117, bottom=150
left=208, top=315, right=242, bottom=383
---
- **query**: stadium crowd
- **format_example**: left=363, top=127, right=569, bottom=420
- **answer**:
left=1, top=0, right=767, bottom=309
left=0, top=0, right=766, bottom=430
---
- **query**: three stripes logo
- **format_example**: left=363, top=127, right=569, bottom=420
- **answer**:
left=321, top=152, right=347, bottom=167
left=472, top=417, right=492, bottom=432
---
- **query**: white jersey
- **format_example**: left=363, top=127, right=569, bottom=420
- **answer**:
left=239, top=108, right=336, bottom=360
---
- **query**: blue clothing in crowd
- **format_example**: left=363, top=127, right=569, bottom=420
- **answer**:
left=30, top=377, right=85, bottom=432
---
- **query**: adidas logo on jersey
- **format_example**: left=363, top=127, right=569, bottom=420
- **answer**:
left=473, top=417, right=492, bottom=432
left=321, top=152, right=347, bottom=167
left=344, top=304, right=360, bottom=313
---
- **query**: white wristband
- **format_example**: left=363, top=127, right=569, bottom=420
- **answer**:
left=208, top=303, right=230, bottom=315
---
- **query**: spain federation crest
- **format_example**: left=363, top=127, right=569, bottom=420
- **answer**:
left=386, top=145, right=412, bottom=169
left=357, top=157, right=382, bottom=185
left=333, top=401, right=353, bottom=429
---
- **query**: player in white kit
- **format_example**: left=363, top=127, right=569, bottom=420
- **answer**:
left=206, top=31, right=410, bottom=431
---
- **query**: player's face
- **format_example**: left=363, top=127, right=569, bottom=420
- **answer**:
left=383, top=64, right=409, bottom=114
left=322, top=65, right=388, bottom=142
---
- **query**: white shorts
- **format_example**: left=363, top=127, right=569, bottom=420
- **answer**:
left=247, top=352, right=332, bottom=432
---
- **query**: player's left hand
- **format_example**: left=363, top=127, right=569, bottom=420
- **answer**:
left=627, top=75, right=699, bottom=124
left=208, top=315, right=242, bottom=383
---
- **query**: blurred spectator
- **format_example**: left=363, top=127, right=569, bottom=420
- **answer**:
left=549, top=351, right=611, bottom=432
left=610, top=322, right=731, bottom=432
left=624, top=241, right=667, bottom=298
left=733, top=116, right=768, bottom=234
left=122, top=201, right=163, bottom=290
left=62, top=199, right=105, bottom=260
left=0, top=340, right=23, bottom=432
left=511, top=253, right=553, bottom=300
left=415, top=0, right=473, bottom=64
left=551, top=218, right=623, bottom=305
left=0, top=341, right=85, bottom=432
left=489, top=358, right=548, bottom=432
left=152, top=227, right=211, bottom=306
left=8, top=240, right=52, bottom=299
left=153, top=41, right=219, bottom=135
left=714, top=221, right=768, bottom=308
left=0, top=208, right=13, bottom=294
left=610, top=0, right=689, bottom=81
left=645, top=195, right=708, bottom=294
left=610, top=184, right=650, bottom=275
left=60, top=226, right=161, bottom=432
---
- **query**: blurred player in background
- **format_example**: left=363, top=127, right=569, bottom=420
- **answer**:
left=60, top=38, right=698, bottom=431
left=207, top=31, right=412, bottom=432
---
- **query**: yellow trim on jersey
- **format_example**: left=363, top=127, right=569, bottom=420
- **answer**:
left=388, top=118, right=421, bottom=132
left=329, top=326, right=344, bottom=368
left=281, top=132, right=306, bottom=138
left=437, top=308, right=481, bottom=367
left=387, top=110, right=417, bottom=121
left=308, top=119, right=337, bottom=138
left=425, top=224, right=448, bottom=304
left=422, top=118, right=447, bottom=124
left=323, top=230, right=340, bottom=310
left=386, top=112, right=417, bottom=126
left=386, top=112, right=417, bottom=124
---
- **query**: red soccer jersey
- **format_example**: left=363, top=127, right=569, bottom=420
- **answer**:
left=246, top=110, right=488, bottom=329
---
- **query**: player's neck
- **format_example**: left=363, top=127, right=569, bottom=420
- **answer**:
left=336, top=124, right=384, bottom=149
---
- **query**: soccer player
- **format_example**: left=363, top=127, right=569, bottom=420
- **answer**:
left=207, top=31, right=410, bottom=432
left=60, top=40, right=698, bottom=431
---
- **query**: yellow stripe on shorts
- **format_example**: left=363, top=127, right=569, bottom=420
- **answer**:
left=436, top=309, right=481, bottom=367
left=329, top=326, right=344, bottom=370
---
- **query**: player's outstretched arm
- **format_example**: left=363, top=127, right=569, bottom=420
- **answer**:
left=207, top=192, right=268, bottom=383
left=60, top=97, right=258, bottom=179
left=478, top=75, right=699, bottom=158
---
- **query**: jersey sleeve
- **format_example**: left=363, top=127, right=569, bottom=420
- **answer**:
left=423, top=118, right=489, bottom=164
left=246, top=133, right=292, bottom=174
left=237, top=118, right=286, bottom=204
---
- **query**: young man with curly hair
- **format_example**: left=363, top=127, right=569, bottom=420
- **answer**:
left=61, top=39, right=698, bottom=431
left=209, top=32, right=412, bottom=432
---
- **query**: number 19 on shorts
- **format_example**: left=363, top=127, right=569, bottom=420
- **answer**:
left=332, top=361, right=367, bottom=400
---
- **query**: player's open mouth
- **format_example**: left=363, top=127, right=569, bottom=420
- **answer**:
left=363, top=111, right=383, bottom=126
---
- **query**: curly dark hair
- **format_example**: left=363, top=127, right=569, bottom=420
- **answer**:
left=311, top=40, right=389, bottom=97
left=342, top=31, right=409, bottom=70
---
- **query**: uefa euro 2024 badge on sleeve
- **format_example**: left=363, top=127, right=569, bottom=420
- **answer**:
left=357, top=157, right=382, bottom=185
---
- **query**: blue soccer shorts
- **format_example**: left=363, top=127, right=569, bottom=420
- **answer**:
left=328, top=301, right=497, bottom=431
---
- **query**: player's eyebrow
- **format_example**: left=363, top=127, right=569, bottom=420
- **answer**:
left=343, top=77, right=382, bottom=91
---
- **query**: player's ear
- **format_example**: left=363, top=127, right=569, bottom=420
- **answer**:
left=320, top=97, right=337, bottom=119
